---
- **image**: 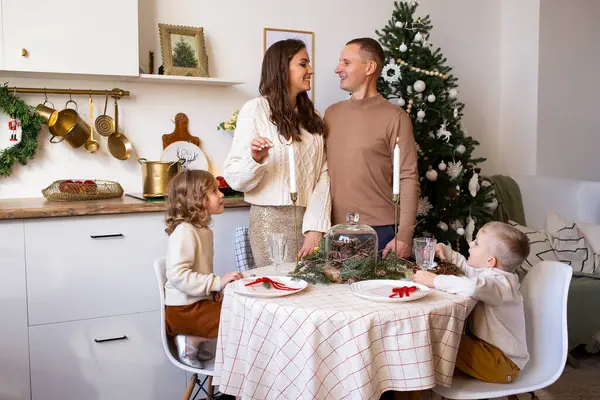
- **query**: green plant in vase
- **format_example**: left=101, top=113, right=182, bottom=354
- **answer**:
left=217, top=110, right=239, bottom=136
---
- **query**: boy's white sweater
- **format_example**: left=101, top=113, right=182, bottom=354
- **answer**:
left=434, top=246, right=530, bottom=369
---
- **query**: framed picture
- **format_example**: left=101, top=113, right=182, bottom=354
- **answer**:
left=159, top=23, right=209, bottom=77
left=263, top=28, right=315, bottom=101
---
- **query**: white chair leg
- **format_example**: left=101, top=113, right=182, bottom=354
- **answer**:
left=182, top=373, right=198, bottom=400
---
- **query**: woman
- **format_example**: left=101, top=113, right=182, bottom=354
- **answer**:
left=223, top=39, right=331, bottom=267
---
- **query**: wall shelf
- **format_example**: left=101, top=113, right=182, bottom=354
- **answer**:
left=134, top=74, right=244, bottom=87
left=0, top=70, right=244, bottom=88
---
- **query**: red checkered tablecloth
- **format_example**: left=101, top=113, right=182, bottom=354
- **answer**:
left=213, top=265, right=476, bottom=400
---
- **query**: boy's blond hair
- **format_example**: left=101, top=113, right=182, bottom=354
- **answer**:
left=481, top=221, right=530, bottom=273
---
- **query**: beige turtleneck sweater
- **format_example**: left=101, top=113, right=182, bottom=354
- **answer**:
left=324, top=94, right=419, bottom=243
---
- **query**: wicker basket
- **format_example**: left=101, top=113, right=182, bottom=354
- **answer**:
left=42, top=179, right=124, bottom=202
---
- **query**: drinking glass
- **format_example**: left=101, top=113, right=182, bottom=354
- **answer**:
left=413, top=237, right=437, bottom=270
left=267, top=234, right=287, bottom=275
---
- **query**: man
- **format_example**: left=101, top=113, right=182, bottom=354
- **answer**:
left=324, top=38, right=419, bottom=258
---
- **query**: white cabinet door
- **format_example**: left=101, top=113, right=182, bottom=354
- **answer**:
left=0, top=220, right=30, bottom=400
left=1, top=0, right=139, bottom=76
left=25, top=213, right=167, bottom=325
left=30, top=311, right=186, bottom=400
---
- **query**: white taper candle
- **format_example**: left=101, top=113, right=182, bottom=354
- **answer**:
left=393, top=137, right=400, bottom=195
left=287, top=137, right=297, bottom=193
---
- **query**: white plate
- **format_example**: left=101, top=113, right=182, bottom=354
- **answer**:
left=230, top=276, right=308, bottom=298
left=349, top=279, right=431, bottom=303
left=160, top=141, right=209, bottom=171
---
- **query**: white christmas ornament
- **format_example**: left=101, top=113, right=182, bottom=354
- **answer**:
left=414, top=32, right=423, bottom=42
left=468, top=172, right=480, bottom=197
left=456, top=144, right=466, bottom=154
left=413, top=80, right=426, bottom=93
left=426, top=168, right=438, bottom=181
left=399, top=43, right=408, bottom=53
left=427, top=94, right=436, bottom=103
left=453, top=105, right=459, bottom=118
left=438, top=160, right=447, bottom=171
left=382, top=63, right=402, bottom=83
left=417, top=109, right=426, bottom=122
left=465, top=217, right=475, bottom=243
left=450, top=220, right=464, bottom=232
left=417, top=197, right=433, bottom=217
left=396, top=97, right=406, bottom=107
left=485, top=198, right=499, bottom=211
left=436, top=123, right=451, bottom=142
left=456, top=228, right=465, bottom=236
left=395, top=21, right=404, bottom=28
left=437, top=222, right=449, bottom=231
left=447, top=161, right=463, bottom=181
left=448, top=88, right=458, bottom=99
left=407, top=86, right=413, bottom=94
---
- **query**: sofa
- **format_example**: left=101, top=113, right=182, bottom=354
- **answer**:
left=510, top=175, right=600, bottom=358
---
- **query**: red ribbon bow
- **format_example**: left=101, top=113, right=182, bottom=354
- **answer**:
left=244, top=277, right=299, bottom=291
left=389, top=286, right=418, bottom=298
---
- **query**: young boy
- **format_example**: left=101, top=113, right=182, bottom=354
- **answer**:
left=414, top=221, right=531, bottom=384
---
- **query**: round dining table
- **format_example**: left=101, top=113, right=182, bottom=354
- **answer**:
left=213, top=264, right=477, bottom=400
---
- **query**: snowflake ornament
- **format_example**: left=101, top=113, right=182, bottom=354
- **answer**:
left=417, top=197, right=433, bottom=217
left=447, top=161, right=463, bottom=181
left=382, top=63, right=402, bottom=83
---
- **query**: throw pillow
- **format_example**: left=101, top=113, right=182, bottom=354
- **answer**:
left=508, top=220, right=559, bottom=280
left=546, top=211, right=596, bottom=274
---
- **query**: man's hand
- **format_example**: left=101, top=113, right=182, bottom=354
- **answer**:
left=413, top=270, right=437, bottom=288
left=382, top=238, right=411, bottom=258
left=299, top=231, right=323, bottom=259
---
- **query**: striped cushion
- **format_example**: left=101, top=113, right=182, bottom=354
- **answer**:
left=546, top=211, right=596, bottom=274
left=508, top=220, right=559, bottom=279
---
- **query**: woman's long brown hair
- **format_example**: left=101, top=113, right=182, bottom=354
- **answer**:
left=259, top=39, right=324, bottom=141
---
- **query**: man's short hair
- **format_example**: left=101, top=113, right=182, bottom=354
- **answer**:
left=346, top=37, right=386, bottom=76
left=482, top=221, right=531, bottom=273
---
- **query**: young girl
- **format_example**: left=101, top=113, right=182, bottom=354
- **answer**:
left=163, top=169, right=243, bottom=368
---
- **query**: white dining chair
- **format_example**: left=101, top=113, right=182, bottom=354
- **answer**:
left=433, top=261, right=572, bottom=400
left=153, top=257, right=220, bottom=400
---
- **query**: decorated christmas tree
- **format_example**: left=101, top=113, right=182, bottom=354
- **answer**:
left=376, top=0, right=496, bottom=254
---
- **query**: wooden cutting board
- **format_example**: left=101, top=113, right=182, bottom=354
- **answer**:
left=162, top=113, right=201, bottom=150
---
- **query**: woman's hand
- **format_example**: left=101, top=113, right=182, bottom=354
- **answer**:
left=251, top=137, right=273, bottom=163
left=299, top=231, right=323, bottom=259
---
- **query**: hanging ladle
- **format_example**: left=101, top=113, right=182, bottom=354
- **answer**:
left=84, top=94, right=99, bottom=153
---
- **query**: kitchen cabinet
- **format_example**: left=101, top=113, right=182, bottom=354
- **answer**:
left=29, top=312, right=185, bottom=400
left=0, top=221, right=30, bottom=400
left=1, top=0, right=139, bottom=76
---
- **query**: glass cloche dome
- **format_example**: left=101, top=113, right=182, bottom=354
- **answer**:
left=325, top=211, right=378, bottom=268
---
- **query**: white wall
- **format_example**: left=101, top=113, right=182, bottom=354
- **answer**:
left=498, top=0, right=540, bottom=176
left=0, top=0, right=503, bottom=198
left=536, top=0, right=600, bottom=181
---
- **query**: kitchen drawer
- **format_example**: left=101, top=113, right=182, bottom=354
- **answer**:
left=29, top=311, right=185, bottom=400
left=25, top=213, right=167, bottom=325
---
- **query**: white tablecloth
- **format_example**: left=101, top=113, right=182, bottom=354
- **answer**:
left=213, top=264, right=477, bottom=400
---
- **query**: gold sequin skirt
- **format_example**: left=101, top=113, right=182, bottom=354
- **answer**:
left=249, top=205, right=306, bottom=267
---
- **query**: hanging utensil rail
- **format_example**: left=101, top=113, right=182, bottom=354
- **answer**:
left=7, top=87, right=130, bottom=98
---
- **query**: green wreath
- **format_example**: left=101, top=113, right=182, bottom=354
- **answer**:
left=0, top=84, right=43, bottom=177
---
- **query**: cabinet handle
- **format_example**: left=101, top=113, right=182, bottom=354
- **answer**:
left=90, top=233, right=125, bottom=239
left=94, top=335, right=128, bottom=343
left=21, top=48, right=28, bottom=57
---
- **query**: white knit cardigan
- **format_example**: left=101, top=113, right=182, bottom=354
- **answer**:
left=223, top=97, right=331, bottom=234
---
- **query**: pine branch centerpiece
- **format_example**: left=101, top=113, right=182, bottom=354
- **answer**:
left=290, top=238, right=463, bottom=285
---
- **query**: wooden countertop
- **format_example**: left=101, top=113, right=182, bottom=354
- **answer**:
left=0, top=196, right=249, bottom=220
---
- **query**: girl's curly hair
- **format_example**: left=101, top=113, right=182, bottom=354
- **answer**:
left=165, top=169, right=217, bottom=235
